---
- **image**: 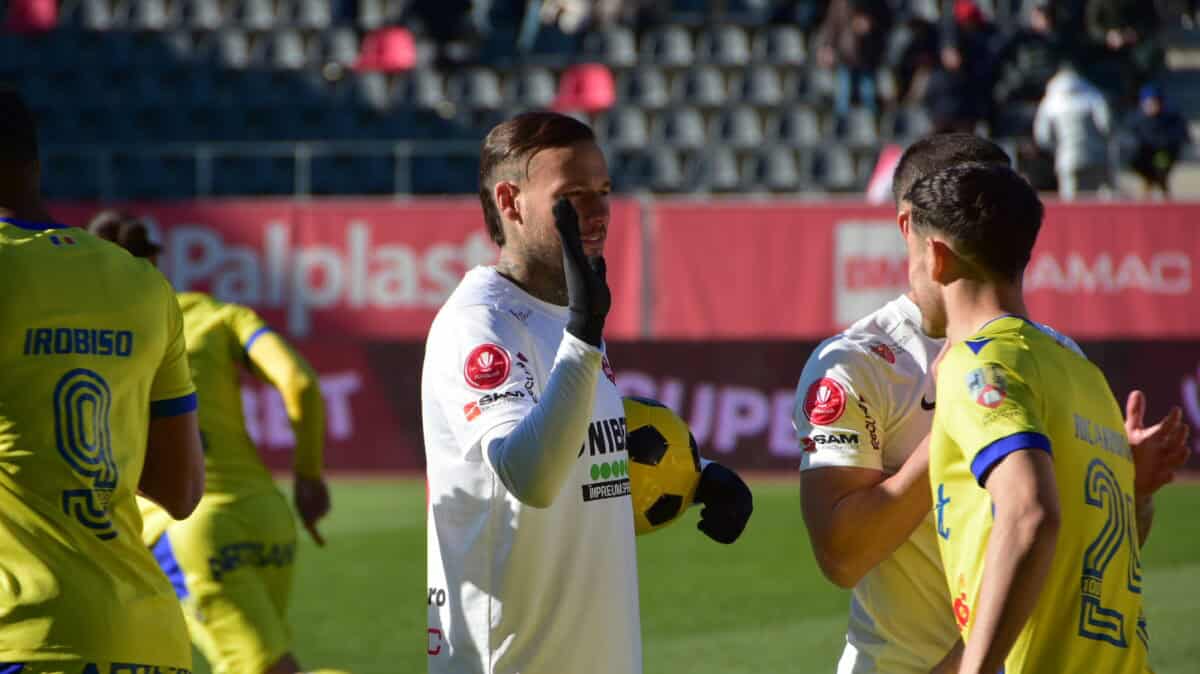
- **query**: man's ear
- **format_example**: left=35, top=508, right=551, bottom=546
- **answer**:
left=494, top=181, right=522, bottom=227
left=897, top=202, right=911, bottom=237
left=928, top=237, right=960, bottom=285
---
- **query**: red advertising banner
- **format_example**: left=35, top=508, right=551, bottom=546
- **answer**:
left=247, top=339, right=1200, bottom=473
left=652, top=201, right=1200, bottom=339
left=52, top=199, right=646, bottom=340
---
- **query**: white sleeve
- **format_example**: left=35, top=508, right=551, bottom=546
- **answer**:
left=792, top=340, right=889, bottom=473
left=481, top=333, right=601, bottom=509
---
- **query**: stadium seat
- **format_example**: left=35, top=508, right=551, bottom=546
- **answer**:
left=671, top=67, right=725, bottom=108
left=291, top=0, right=331, bottom=29
left=448, top=68, right=503, bottom=111
left=582, top=26, right=637, bottom=68
left=112, top=153, right=198, bottom=199
left=640, top=26, right=693, bottom=67
left=79, top=0, right=114, bottom=29
left=730, top=65, right=785, bottom=106
left=41, top=151, right=102, bottom=200
left=211, top=154, right=295, bottom=196
left=130, top=0, right=174, bottom=30
left=652, top=107, right=706, bottom=150
left=357, top=0, right=385, bottom=29
left=5, top=0, right=58, bottom=33
left=753, top=26, right=805, bottom=65
left=696, top=25, right=751, bottom=66
left=689, top=148, right=740, bottom=193
left=266, top=29, right=311, bottom=69
left=161, top=29, right=195, bottom=58
left=235, top=0, right=276, bottom=31
left=216, top=29, right=253, bottom=68
left=311, top=153, right=395, bottom=195
left=352, top=72, right=392, bottom=111
left=321, top=27, right=359, bottom=67
left=409, top=153, right=479, bottom=194
left=838, top=107, right=879, bottom=149
left=708, top=106, right=763, bottom=150
left=182, top=0, right=224, bottom=29
left=355, top=27, right=416, bottom=72
left=768, top=107, right=822, bottom=147
left=504, top=67, right=556, bottom=109
left=595, top=107, right=649, bottom=151
left=811, top=146, right=860, bottom=191
left=742, top=147, right=802, bottom=192
left=552, top=63, right=615, bottom=114
left=394, top=69, right=445, bottom=109
left=650, top=149, right=685, bottom=193
left=887, top=106, right=932, bottom=142
left=618, top=67, right=669, bottom=110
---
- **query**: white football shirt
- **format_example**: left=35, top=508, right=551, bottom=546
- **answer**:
left=423, top=266, right=640, bottom=674
left=793, top=296, right=1083, bottom=674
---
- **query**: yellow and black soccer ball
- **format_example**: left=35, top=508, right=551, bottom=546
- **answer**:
left=623, top=396, right=702, bottom=536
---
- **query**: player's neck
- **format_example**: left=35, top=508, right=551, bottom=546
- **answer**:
left=495, top=253, right=569, bottom=307
left=944, top=280, right=1028, bottom=344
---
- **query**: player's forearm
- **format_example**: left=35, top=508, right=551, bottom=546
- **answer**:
left=286, top=375, right=326, bottom=479
left=958, top=504, right=1060, bottom=674
left=486, top=333, right=601, bottom=508
left=822, top=442, right=932, bottom=586
left=1135, top=495, right=1154, bottom=548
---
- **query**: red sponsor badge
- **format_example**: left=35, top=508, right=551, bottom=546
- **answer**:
left=464, top=344, right=511, bottom=390
left=803, top=378, right=848, bottom=425
left=869, top=342, right=896, bottom=364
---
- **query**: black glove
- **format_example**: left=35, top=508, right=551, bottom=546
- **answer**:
left=554, top=197, right=610, bottom=347
left=694, top=462, right=753, bottom=544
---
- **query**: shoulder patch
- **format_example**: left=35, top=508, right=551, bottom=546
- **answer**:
left=803, top=378, right=848, bottom=425
left=965, top=365, right=1007, bottom=408
left=464, top=343, right=511, bottom=390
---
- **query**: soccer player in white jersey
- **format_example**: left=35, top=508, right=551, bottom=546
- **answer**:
left=793, top=133, right=1191, bottom=674
left=423, top=111, right=753, bottom=674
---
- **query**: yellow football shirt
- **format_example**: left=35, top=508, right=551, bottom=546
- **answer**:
left=0, top=218, right=196, bottom=665
left=931, top=316, right=1148, bottom=674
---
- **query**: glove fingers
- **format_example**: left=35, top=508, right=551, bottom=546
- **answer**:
left=553, top=198, right=586, bottom=260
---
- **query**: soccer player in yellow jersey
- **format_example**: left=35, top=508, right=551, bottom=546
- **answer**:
left=89, top=212, right=343, bottom=674
left=0, top=90, right=206, bottom=673
left=905, top=162, right=1181, bottom=674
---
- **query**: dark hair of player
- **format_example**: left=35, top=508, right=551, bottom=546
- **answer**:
left=904, top=162, right=1044, bottom=282
left=87, top=210, right=162, bottom=258
left=891, top=133, right=1011, bottom=206
left=478, top=111, right=596, bottom=247
left=0, top=88, right=39, bottom=165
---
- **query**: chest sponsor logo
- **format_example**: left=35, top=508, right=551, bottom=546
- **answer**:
left=577, top=417, right=629, bottom=457
left=803, top=378, right=848, bottom=425
left=965, top=365, right=1007, bottom=409
left=869, top=342, right=896, bottom=364
left=464, top=343, right=510, bottom=390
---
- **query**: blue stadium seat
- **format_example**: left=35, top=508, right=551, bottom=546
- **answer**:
left=649, top=149, right=685, bottom=193
left=80, top=0, right=116, bottom=30
left=730, top=65, right=786, bottom=106
left=216, top=29, right=254, bottom=68
left=131, top=0, right=176, bottom=30
left=266, top=29, right=313, bottom=69
left=753, top=26, right=806, bottom=65
left=640, top=26, right=693, bottom=67
left=742, top=147, right=803, bottom=192
left=837, top=107, right=879, bottom=150
left=708, top=106, right=764, bottom=150
left=583, top=26, right=637, bottom=68
left=652, top=107, right=706, bottom=150
left=394, top=69, right=446, bottom=109
left=357, top=0, right=385, bottom=29
left=671, top=67, right=725, bottom=108
left=811, top=146, right=860, bottom=192
left=291, top=0, right=332, bottom=29
left=595, top=107, right=650, bottom=151
left=409, top=153, right=479, bottom=195
left=235, top=0, right=277, bottom=30
left=688, top=148, right=740, bottom=193
left=696, top=25, right=751, bottom=66
left=886, top=106, right=932, bottom=142
left=322, top=27, right=359, bottom=67
left=448, top=68, right=503, bottom=111
left=42, top=152, right=103, bottom=200
left=352, top=72, right=391, bottom=111
left=211, top=155, right=296, bottom=195
left=181, top=0, right=225, bottom=29
left=618, top=67, right=669, bottom=110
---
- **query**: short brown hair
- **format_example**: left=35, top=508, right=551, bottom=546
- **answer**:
left=892, top=133, right=1011, bottom=205
left=478, top=111, right=596, bottom=247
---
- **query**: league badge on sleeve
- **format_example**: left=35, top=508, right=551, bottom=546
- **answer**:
left=464, top=344, right=511, bottom=390
left=803, top=378, right=848, bottom=425
left=965, top=365, right=1007, bottom=409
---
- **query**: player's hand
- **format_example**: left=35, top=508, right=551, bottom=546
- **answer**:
left=1125, top=390, right=1191, bottom=499
left=294, top=475, right=331, bottom=546
left=693, top=463, right=753, bottom=544
left=555, top=197, right=610, bottom=347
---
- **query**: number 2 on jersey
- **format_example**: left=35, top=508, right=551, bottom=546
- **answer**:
left=1079, top=458, right=1144, bottom=648
left=53, top=369, right=119, bottom=540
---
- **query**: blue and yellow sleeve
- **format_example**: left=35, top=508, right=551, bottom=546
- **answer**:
left=150, top=287, right=197, bottom=418
left=937, top=344, right=1049, bottom=486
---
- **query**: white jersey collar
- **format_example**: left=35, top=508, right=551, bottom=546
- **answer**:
left=473, top=266, right=571, bottom=320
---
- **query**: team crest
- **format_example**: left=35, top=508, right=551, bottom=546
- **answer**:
left=464, top=344, right=511, bottom=390
left=803, top=378, right=848, bottom=425
left=965, top=365, right=1007, bottom=409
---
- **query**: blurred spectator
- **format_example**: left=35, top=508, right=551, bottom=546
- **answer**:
left=1085, top=0, right=1165, bottom=97
left=817, top=0, right=894, bottom=122
left=887, top=17, right=941, bottom=103
left=993, top=2, right=1062, bottom=106
left=1126, top=84, right=1191, bottom=197
left=1034, top=63, right=1113, bottom=199
left=923, top=44, right=979, bottom=132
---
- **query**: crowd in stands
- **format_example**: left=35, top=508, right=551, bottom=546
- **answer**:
left=3, top=0, right=1195, bottom=197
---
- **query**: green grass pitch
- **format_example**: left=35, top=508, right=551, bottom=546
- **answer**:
left=192, top=479, right=1200, bottom=673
